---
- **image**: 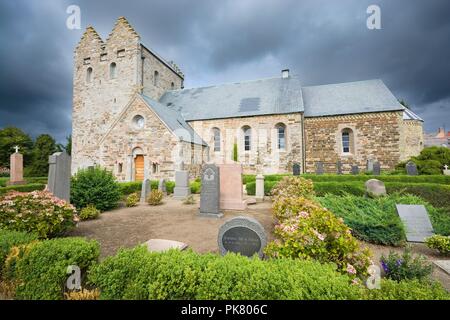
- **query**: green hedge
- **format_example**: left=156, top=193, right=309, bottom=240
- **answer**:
left=0, top=230, right=39, bottom=275
left=0, top=183, right=46, bottom=196
left=12, top=237, right=100, bottom=300
left=0, top=177, right=47, bottom=187
left=118, top=182, right=142, bottom=195
left=88, top=247, right=449, bottom=300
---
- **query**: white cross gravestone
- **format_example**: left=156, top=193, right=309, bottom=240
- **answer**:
left=396, top=204, right=434, bottom=243
left=443, top=164, right=450, bottom=176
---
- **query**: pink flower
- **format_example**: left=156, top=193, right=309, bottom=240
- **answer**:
left=299, top=211, right=309, bottom=218
left=312, top=229, right=325, bottom=241
left=347, top=264, right=357, bottom=275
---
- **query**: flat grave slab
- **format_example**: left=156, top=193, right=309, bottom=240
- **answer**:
left=144, top=239, right=188, bottom=253
left=433, top=260, right=450, bottom=275
left=396, top=204, right=434, bottom=243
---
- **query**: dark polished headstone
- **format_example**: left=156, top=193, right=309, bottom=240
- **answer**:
left=351, top=165, right=359, bottom=175
left=47, top=151, right=71, bottom=202
left=315, top=162, right=324, bottom=175
left=396, top=204, right=434, bottom=242
left=406, top=161, right=419, bottom=176
left=373, top=162, right=381, bottom=176
left=218, top=216, right=267, bottom=258
left=293, top=163, right=300, bottom=176
left=199, top=164, right=222, bottom=218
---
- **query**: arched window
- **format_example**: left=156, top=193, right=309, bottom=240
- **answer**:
left=110, top=62, right=117, bottom=79
left=242, top=126, right=252, bottom=151
left=154, top=71, right=159, bottom=86
left=86, top=67, right=93, bottom=83
left=341, top=128, right=354, bottom=154
left=212, top=128, right=221, bottom=152
left=276, top=123, right=286, bottom=150
left=171, top=82, right=175, bottom=90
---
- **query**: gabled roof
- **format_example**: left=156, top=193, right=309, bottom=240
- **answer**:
left=302, top=79, right=405, bottom=117
left=403, top=108, right=424, bottom=121
left=159, top=76, right=304, bottom=121
left=140, top=94, right=207, bottom=146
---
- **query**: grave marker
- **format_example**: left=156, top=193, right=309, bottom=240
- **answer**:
left=351, top=165, right=359, bottom=175
left=336, top=161, right=343, bottom=175
left=316, top=162, right=324, bottom=175
left=173, top=170, right=191, bottom=199
left=406, top=161, right=418, bottom=176
left=140, top=179, right=151, bottom=203
left=396, top=204, right=434, bottom=243
left=293, top=163, right=300, bottom=176
left=373, top=162, right=381, bottom=176
left=7, top=147, right=25, bottom=186
left=47, top=151, right=71, bottom=202
left=199, top=164, right=222, bottom=218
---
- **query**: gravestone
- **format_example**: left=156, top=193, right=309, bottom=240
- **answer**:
left=158, top=178, right=167, bottom=195
left=293, top=163, right=300, bottom=176
left=199, top=164, right=222, bottom=218
left=47, top=151, right=71, bottom=202
left=406, top=161, right=418, bottom=176
left=218, top=164, right=246, bottom=210
left=255, top=174, right=265, bottom=202
left=143, top=239, right=188, bottom=253
left=396, top=204, right=434, bottom=243
left=218, top=216, right=267, bottom=258
left=173, top=170, right=191, bottom=199
left=367, top=159, right=374, bottom=172
left=443, top=164, right=450, bottom=176
left=351, top=165, right=359, bottom=175
left=315, top=162, right=324, bottom=175
left=336, top=161, right=343, bottom=175
left=365, top=179, right=386, bottom=197
left=7, top=146, right=25, bottom=186
left=373, top=162, right=381, bottom=176
left=140, top=179, right=151, bottom=203
left=433, top=260, right=450, bottom=275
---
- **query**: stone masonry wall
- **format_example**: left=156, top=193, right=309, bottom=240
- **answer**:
left=188, top=113, right=303, bottom=175
left=304, top=111, right=404, bottom=173
left=399, top=120, right=424, bottom=161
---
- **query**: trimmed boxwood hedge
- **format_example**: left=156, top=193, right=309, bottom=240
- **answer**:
left=119, top=181, right=199, bottom=195
left=0, top=183, right=46, bottom=196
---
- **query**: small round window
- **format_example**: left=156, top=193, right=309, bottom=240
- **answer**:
left=133, top=115, right=145, bottom=129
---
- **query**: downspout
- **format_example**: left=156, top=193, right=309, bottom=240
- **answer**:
left=302, top=113, right=307, bottom=174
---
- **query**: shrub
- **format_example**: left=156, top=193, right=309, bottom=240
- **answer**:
left=11, top=237, right=99, bottom=300
left=126, top=193, right=140, bottom=207
left=314, top=182, right=366, bottom=197
left=147, top=190, right=163, bottom=206
left=425, top=235, right=450, bottom=255
left=365, top=279, right=449, bottom=300
left=182, top=195, right=196, bottom=205
left=270, top=176, right=315, bottom=200
left=165, top=181, right=175, bottom=194
left=64, top=288, right=100, bottom=300
left=190, top=181, right=201, bottom=194
left=118, top=182, right=142, bottom=195
left=265, top=196, right=372, bottom=277
left=0, top=230, right=38, bottom=274
left=380, top=247, right=433, bottom=281
left=88, top=247, right=362, bottom=300
left=396, top=147, right=450, bottom=175
left=0, top=183, right=46, bottom=196
left=79, top=205, right=100, bottom=220
left=0, top=191, right=78, bottom=239
left=385, top=183, right=450, bottom=211
left=71, top=166, right=121, bottom=212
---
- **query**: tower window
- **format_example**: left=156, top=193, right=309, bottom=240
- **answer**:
left=171, top=82, right=175, bottom=90
left=341, top=128, right=354, bottom=154
left=110, top=62, right=117, bottom=79
left=154, top=71, right=159, bottom=86
left=118, top=163, right=123, bottom=173
left=83, top=58, right=91, bottom=65
left=117, top=49, right=125, bottom=58
left=100, top=53, right=107, bottom=61
left=86, top=67, right=93, bottom=83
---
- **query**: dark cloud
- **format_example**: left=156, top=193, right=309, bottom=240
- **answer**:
left=0, top=0, right=449, bottom=142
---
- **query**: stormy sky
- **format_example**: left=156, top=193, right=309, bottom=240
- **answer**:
left=0, top=0, right=449, bottom=143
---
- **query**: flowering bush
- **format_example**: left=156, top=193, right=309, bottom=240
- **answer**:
left=79, top=205, right=100, bottom=220
left=147, top=190, right=163, bottom=206
left=380, top=246, right=433, bottom=281
left=271, top=176, right=315, bottom=200
left=0, top=191, right=78, bottom=238
left=265, top=196, right=372, bottom=277
left=425, top=235, right=450, bottom=255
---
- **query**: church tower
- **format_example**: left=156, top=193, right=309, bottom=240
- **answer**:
left=71, top=17, right=184, bottom=174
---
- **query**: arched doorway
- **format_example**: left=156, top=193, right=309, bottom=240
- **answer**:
left=132, top=147, right=144, bottom=181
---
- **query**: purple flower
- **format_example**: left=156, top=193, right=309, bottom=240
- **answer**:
left=396, top=259, right=403, bottom=267
left=381, top=261, right=389, bottom=273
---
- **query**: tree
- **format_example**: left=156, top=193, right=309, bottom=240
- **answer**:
left=28, top=134, right=57, bottom=177
left=0, top=127, right=33, bottom=168
left=57, top=135, right=72, bottom=156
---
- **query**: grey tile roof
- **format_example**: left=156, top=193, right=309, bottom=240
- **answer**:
left=302, top=79, right=404, bottom=117
left=159, top=76, right=304, bottom=121
left=140, top=94, right=207, bottom=146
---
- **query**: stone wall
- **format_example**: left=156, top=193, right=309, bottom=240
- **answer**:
left=188, top=113, right=303, bottom=174
left=399, top=120, right=424, bottom=161
left=304, top=111, right=404, bottom=173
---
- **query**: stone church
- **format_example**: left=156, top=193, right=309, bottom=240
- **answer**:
left=72, top=17, right=424, bottom=181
